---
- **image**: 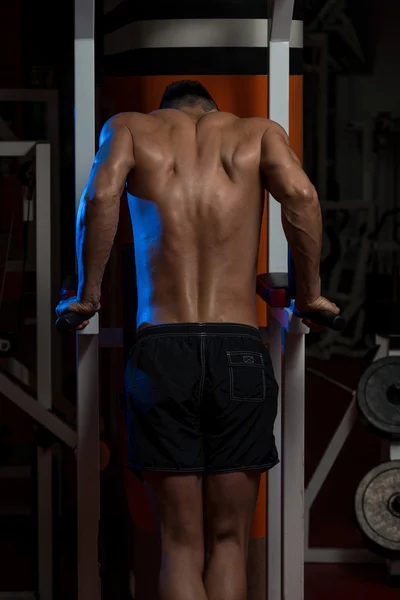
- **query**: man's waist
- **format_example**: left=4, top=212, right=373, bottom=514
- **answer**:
left=135, top=322, right=261, bottom=342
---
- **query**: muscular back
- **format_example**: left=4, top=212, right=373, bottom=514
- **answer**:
left=74, top=101, right=326, bottom=329
left=123, top=110, right=266, bottom=329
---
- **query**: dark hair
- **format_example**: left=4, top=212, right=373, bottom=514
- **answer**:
left=160, top=80, right=218, bottom=111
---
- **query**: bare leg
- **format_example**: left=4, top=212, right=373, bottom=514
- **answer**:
left=145, top=472, right=207, bottom=600
left=204, top=471, right=261, bottom=600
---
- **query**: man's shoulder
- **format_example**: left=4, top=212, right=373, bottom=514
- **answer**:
left=108, top=111, right=153, bottom=126
left=100, top=111, right=160, bottom=139
left=102, top=112, right=276, bottom=139
left=221, top=115, right=273, bottom=138
left=204, top=112, right=272, bottom=135
left=239, top=116, right=273, bottom=130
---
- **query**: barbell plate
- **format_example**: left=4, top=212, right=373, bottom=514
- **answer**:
left=357, top=357, right=400, bottom=439
left=355, top=461, right=400, bottom=557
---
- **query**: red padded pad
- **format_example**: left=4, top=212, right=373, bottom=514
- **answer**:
left=256, top=273, right=290, bottom=308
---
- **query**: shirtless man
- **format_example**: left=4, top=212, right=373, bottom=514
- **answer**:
left=56, top=80, right=339, bottom=600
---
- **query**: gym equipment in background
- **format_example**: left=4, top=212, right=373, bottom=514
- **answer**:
left=355, top=461, right=400, bottom=559
left=357, top=357, right=400, bottom=439
left=310, top=113, right=400, bottom=359
left=354, top=334, right=400, bottom=585
left=305, top=328, right=400, bottom=584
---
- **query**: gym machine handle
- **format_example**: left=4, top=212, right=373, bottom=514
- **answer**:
left=55, top=305, right=346, bottom=333
left=55, top=313, right=89, bottom=333
left=257, top=257, right=346, bottom=331
left=55, top=274, right=90, bottom=333
left=294, top=309, right=346, bottom=331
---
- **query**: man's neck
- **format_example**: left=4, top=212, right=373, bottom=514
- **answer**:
left=179, top=106, right=217, bottom=121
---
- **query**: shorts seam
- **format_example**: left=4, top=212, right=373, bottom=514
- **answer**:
left=198, top=335, right=206, bottom=403
left=228, top=359, right=267, bottom=403
left=135, top=332, right=262, bottom=342
left=206, top=460, right=280, bottom=474
left=136, top=322, right=260, bottom=331
left=126, top=461, right=280, bottom=474
left=126, top=462, right=204, bottom=473
left=227, top=350, right=265, bottom=365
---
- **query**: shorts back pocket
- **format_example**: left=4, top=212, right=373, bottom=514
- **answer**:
left=227, top=351, right=266, bottom=402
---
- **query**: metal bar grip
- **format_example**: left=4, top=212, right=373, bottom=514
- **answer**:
left=56, top=312, right=88, bottom=333
left=297, top=309, right=346, bottom=331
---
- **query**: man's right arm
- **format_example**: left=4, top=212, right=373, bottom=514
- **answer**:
left=260, top=121, right=336, bottom=313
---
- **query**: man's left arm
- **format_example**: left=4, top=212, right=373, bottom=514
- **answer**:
left=76, top=114, right=135, bottom=310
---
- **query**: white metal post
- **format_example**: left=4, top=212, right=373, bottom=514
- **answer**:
left=267, top=3, right=290, bottom=594
left=267, top=315, right=283, bottom=600
left=75, top=1, right=101, bottom=599
left=282, top=326, right=305, bottom=600
left=46, top=92, right=62, bottom=398
left=268, top=1, right=292, bottom=274
left=268, top=306, right=307, bottom=599
left=36, top=143, right=53, bottom=600
left=268, top=2, right=304, bottom=600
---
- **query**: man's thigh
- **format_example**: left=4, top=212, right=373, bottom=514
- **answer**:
left=144, top=473, right=204, bottom=550
left=204, top=471, right=261, bottom=555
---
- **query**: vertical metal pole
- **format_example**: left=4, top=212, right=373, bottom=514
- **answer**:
left=267, top=2, right=297, bottom=599
left=75, top=0, right=96, bottom=205
left=268, top=0, right=294, bottom=274
left=76, top=319, right=100, bottom=600
left=74, top=1, right=101, bottom=599
left=36, top=143, right=53, bottom=600
left=46, top=93, right=62, bottom=397
left=282, top=328, right=305, bottom=600
left=267, top=315, right=283, bottom=600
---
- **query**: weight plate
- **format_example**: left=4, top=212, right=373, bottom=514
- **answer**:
left=355, top=461, right=400, bottom=557
left=357, top=357, right=400, bottom=439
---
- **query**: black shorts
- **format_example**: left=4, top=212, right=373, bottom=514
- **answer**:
left=123, top=323, right=279, bottom=480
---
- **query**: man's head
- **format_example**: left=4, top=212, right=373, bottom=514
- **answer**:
left=159, top=80, right=218, bottom=112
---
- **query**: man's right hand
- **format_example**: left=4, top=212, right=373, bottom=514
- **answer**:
left=295, top=296, right=340, bottom=330
left=55, top=296, right=98, bottom=331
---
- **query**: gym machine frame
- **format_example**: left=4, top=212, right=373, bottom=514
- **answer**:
left=0, top=88, right=62, bottom=392
left=0, top=140, right=71, bottom=600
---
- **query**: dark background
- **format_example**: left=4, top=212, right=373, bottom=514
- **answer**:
left=1, top=1, right=400, bottom=599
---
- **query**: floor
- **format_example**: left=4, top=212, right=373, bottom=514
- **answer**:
left=1, top=525, right=399, bottom=600
left=306, top=564, right=400, bottom=599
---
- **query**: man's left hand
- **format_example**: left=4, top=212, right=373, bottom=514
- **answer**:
left=55, top=297, right=99, bottom=331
